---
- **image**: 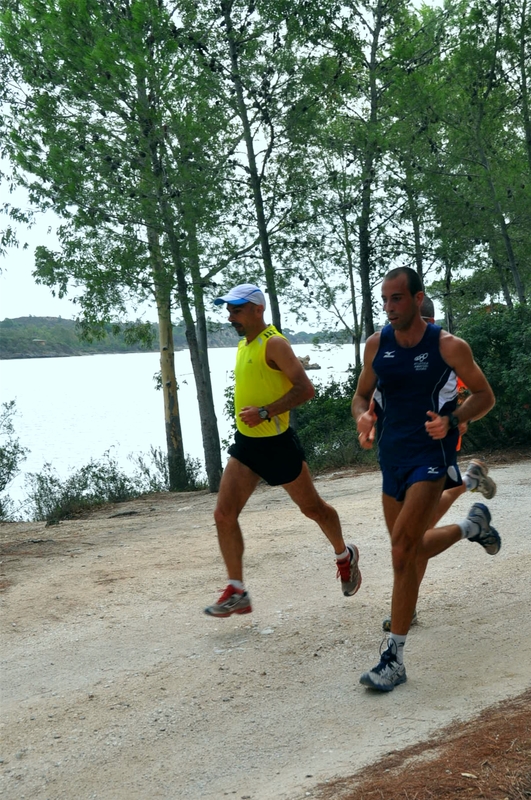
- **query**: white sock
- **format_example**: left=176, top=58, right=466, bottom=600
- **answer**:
left=458, top=518, right=480, bottom=540
left=335, top=548, right=350, bottom=561
left=388, top=633, right=407, bottom=665
left=228, top=579, right=244, bottom=592
left=463, top=473, right=476, bottom=491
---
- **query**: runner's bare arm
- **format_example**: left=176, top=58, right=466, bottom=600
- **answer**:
left=351, top=334, right=380, bottom=448
left=239, top=336, right=315, bottom=427
left=425, top=333, right=495, bottom=440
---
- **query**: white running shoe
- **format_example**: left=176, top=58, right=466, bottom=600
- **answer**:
left=466, top=459, right=497, bottom=500
left=204, top=585, right=252, bottom=617
left=336, top=544, right=362, bottom=597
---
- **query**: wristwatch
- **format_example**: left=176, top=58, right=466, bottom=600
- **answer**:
left=447, top=413, right=460, bottom=430
left=258, top=406, right=270, bottom=421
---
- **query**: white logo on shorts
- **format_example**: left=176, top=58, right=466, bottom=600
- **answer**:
left=427, top=467, right=439, bottom=474
left=447, top=466, right=458, bottom=482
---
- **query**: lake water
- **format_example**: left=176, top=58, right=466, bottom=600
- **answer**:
left=0, top=342, right=361, bottom=509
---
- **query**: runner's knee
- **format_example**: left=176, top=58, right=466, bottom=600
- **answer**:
left=299, top=498, right=333, bottom=524
left=391, top=532, right=418, bottom=572
left=214, top=504, right=239, bottom=528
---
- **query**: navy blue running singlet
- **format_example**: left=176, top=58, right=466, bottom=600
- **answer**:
left=372, top=323, right=459, bottom=467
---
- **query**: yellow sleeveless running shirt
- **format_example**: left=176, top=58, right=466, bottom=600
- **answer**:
left=234, top=325, right=292, bottom=438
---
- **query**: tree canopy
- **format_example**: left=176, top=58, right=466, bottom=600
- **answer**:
left=0, top=0, right=529, bottom=481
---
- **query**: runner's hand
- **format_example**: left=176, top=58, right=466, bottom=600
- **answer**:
left=357, top=400, right=377, bottom=450
left=239, top=406, right=262, bottom=428
left=425, top=410, right=450, bottom=440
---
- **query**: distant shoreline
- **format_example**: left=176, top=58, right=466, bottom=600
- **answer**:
left=0, top=315, right=341, bottom=360
left=0, top=339, right=333, bottom=360
left=2, top=345, right=185, bottom=361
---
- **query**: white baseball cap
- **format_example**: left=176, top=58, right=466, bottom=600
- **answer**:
left=214, top=284, right=266, bottom=309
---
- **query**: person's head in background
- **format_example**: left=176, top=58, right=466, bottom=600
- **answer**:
left=420, top=295, right=435, bottom=324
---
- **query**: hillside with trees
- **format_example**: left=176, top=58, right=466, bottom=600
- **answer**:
left=0, top=316, right=324, bottom=359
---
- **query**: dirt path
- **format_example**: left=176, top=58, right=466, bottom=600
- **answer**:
left=1, top=459, right=530, bottom=800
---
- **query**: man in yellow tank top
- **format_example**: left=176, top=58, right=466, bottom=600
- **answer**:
left=204, top=283, right=362, bottom=617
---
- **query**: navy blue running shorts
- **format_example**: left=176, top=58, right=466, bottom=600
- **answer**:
left=381, top=463, right=462, bottom=502
left=228, top=427, right=306, bottom=486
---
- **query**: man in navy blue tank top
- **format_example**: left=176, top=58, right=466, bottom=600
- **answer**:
left=352, top=267, right=500, bottom=691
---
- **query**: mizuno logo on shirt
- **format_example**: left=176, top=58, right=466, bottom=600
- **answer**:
left=383, top=351, right=395, bottom=358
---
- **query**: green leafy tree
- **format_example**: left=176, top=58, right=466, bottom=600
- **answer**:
left=445, top=0, right=528, bottom=304
left=456, top=305, right=531, bottom=447
left=277, top=1, right=443, bottom=347
left=0, top=0, right=250, bottom=491
left=190, top=0, right=332, bottom=330
left=290, top=0, right=397, bottom=339
left=392, top=0, right=530, bottom=314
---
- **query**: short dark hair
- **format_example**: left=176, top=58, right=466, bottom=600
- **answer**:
left=420, top=296, right=435, bottom=319
left=384, top=267, right=423, bottom=296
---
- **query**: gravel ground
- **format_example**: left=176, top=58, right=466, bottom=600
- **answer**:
left=1, top=458, right=530, bottom=800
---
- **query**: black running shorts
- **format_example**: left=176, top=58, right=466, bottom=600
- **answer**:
left=228, top=427, right=306, bottom=486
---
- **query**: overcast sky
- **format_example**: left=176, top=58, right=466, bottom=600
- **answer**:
left=0, top=207, right=77, bottom=321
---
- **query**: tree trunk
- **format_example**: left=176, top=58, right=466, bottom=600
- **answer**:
left=359, top=156, right=375, bottom=339
left=489, top=241, right=514, bottom=308
left=340, top=206, right=362, bottom=367
left=357, top=0, right=385, bottom=338
left=221, top=0, right=282, bottom=331
left=473, top=4, right=526, bottom=304
left=160, top=201, right=223, bottom=492
left=134, top=70, right=189, bottom=491
left=518, top=0, right=531, bottom=176
left=187, top=218, right=223, bottom=491
left=146, top=227, right=188, bottom=491
left=444, top=261, right=454, bottom=334
left=404, top=175, right=424, bottom=283
left=477, top=135, right=526, bottom=303
left=136, top=71, right=223, bottom=492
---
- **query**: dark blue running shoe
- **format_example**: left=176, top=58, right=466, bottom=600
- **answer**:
left=467, top=503, right=501, bottom=555
left=360, top=643, right=407, bottom=692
